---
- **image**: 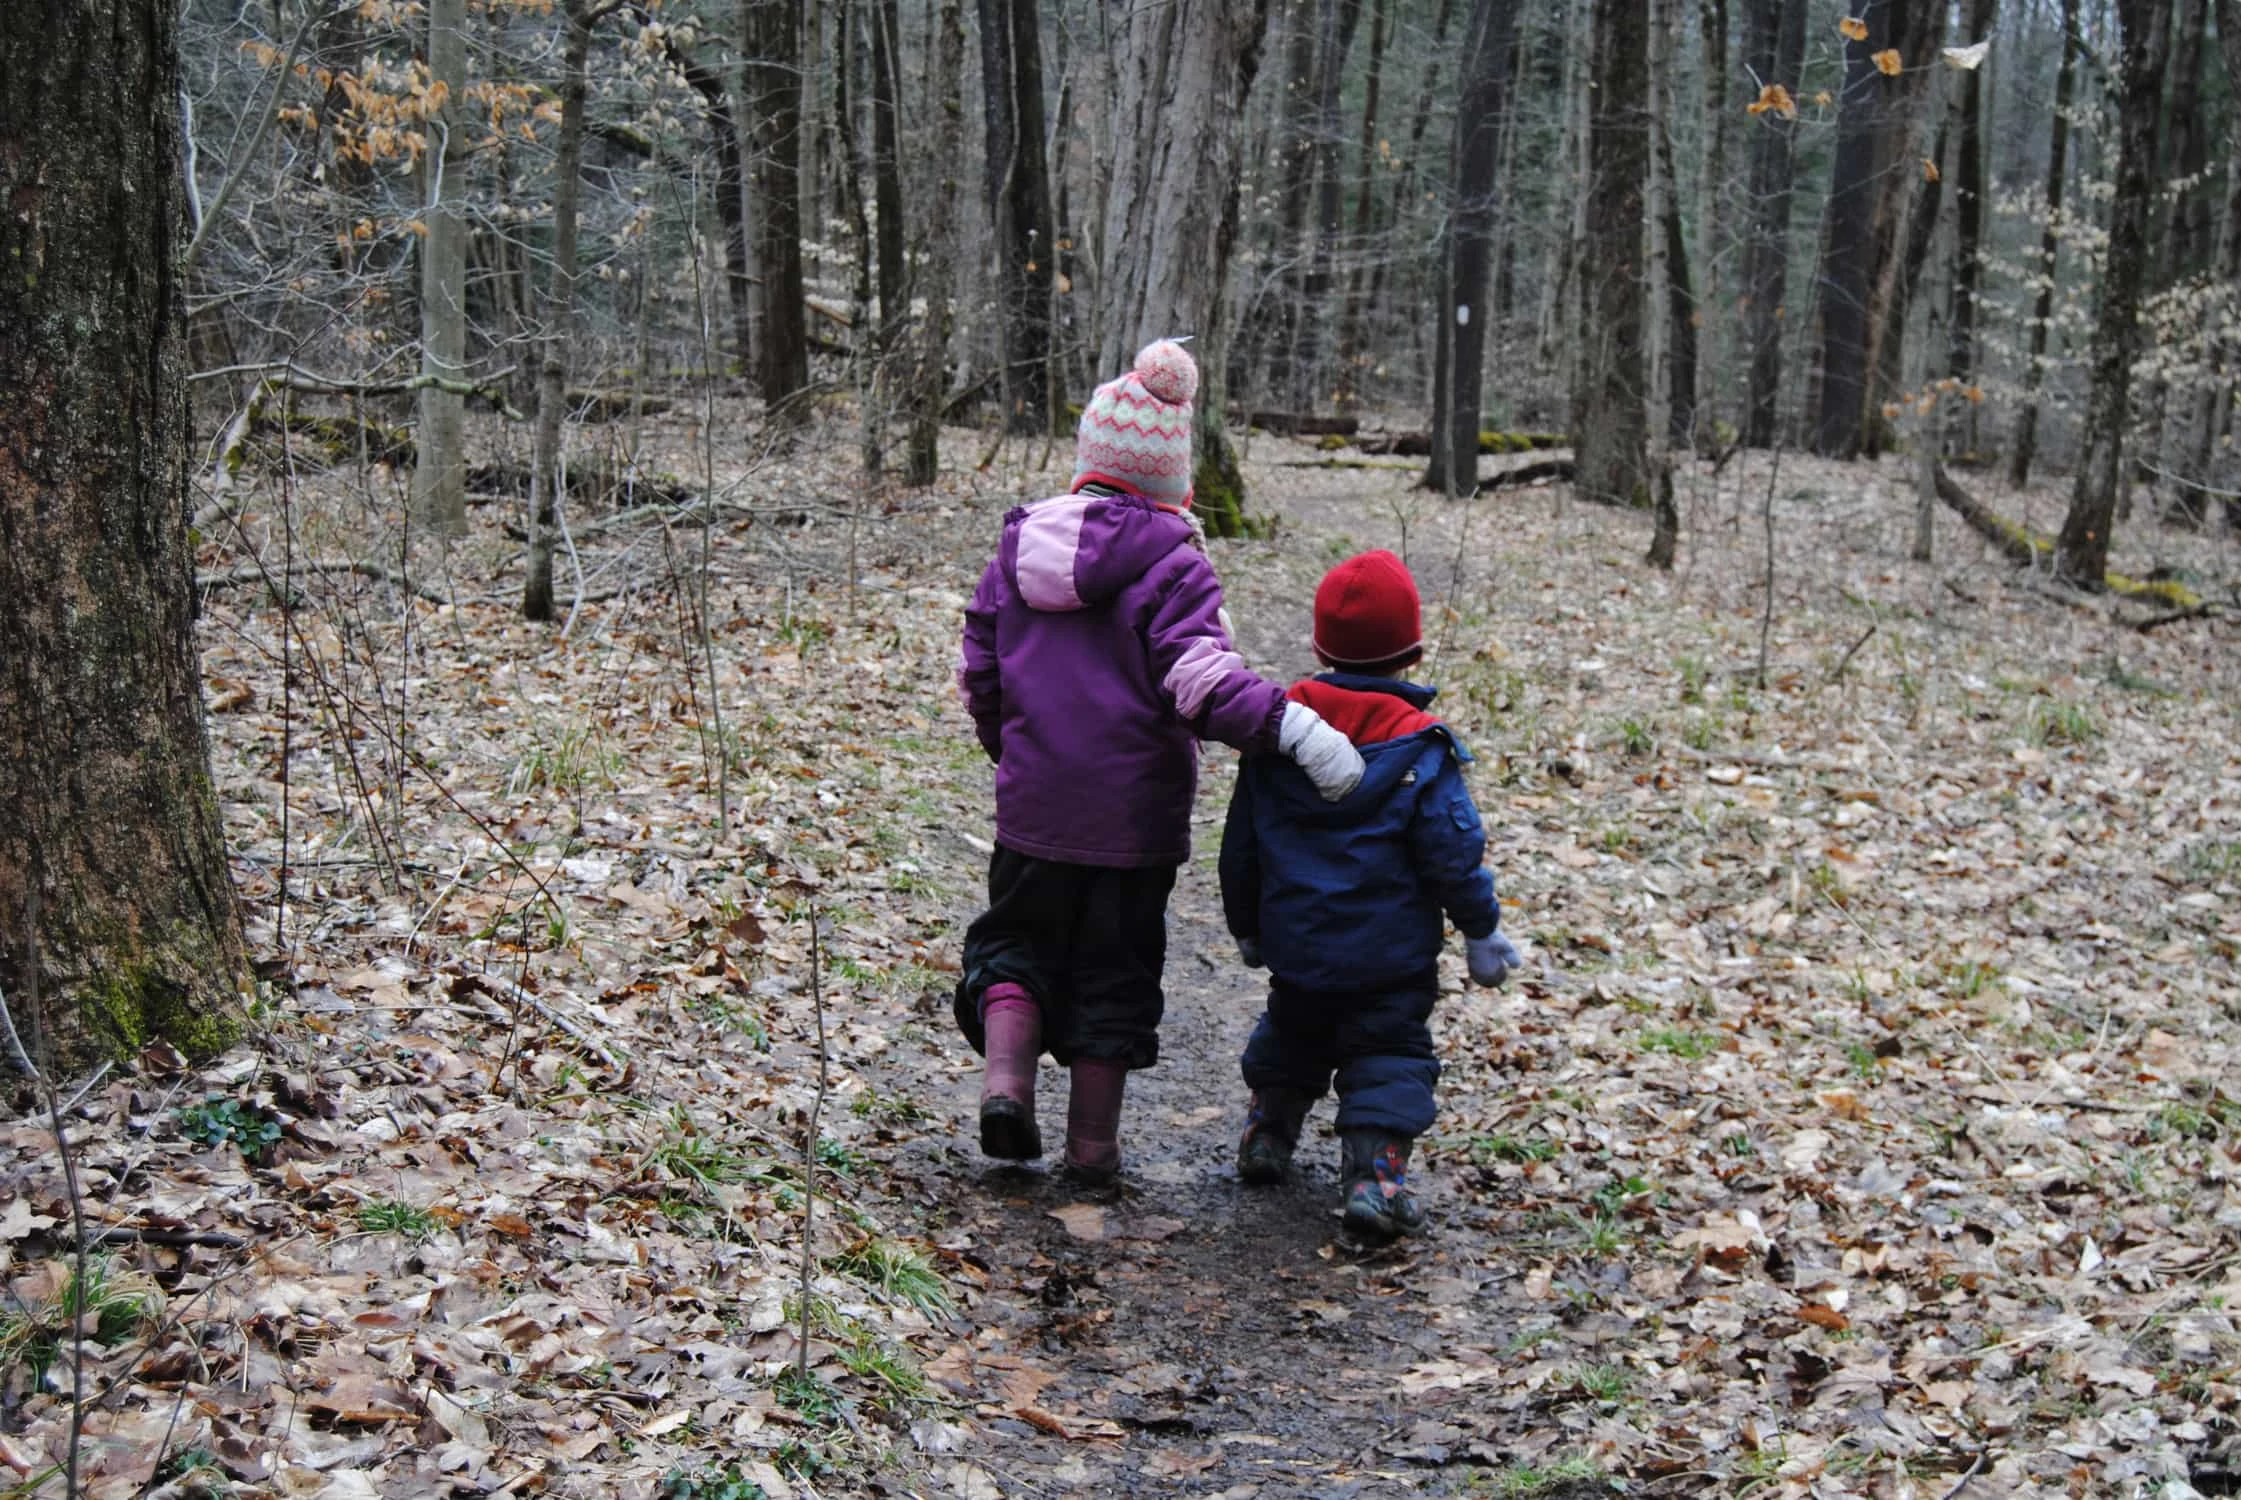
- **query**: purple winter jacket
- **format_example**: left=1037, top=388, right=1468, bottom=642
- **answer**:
left=958, top=491, right=1289, bottom=868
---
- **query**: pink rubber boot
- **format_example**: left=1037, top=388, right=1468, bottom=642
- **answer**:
left=1062, top=1059, right=1129, bottom=1182
left=978, top=984, right=1043, bottom=1160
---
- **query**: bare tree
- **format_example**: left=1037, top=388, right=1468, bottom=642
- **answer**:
left=525, top=1, right=622, bottom=622
left=2007, top=0, right=2080, bottom=487
left=978, top=0, right=1056, bottom=433
left=1427, top=0, right=1522, bottom=497
left=1, top=0, right=249, bottom=1069
left=1570, top=0, right=1651, bottom=505
left=1098, top=0, right=1275, bottom=537
left=414, top=0, right=470, bottom=535
left=906, top=0, right=966, bottom=485
left=744, top=0, right=811, bottom=411
left=2057, top=0, right=2174, bottom=584
left=1739, top=0, right=1806, bottom=447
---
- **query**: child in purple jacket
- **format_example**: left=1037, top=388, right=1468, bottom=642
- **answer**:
left=954, top=340, right=1365, bottom=1181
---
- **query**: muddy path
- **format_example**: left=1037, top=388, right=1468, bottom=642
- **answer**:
left=885, top=892, right=1572, bottom=1500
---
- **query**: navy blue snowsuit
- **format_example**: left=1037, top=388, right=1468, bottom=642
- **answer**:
left=1218, top=674, right=1499, bottom=1138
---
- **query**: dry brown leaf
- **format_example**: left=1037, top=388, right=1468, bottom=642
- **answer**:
left=1047, top=1203, right=1105, bottom=1241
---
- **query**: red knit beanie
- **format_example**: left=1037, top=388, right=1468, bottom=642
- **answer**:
left=1313, top=550, right=1423, bottom=669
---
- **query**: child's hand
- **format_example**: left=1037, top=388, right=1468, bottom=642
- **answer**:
left=1466, top=931, right=1522, bottom=988
left=1236, top=937, right=1264, bottom=969
left=1279, top=702, right=1366, bottom=801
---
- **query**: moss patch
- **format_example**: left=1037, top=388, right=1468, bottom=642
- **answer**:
left=84, top=957, right=243, bottom=1063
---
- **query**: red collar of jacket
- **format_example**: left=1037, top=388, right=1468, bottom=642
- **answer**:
left=1285, top=678, right=1443, bottom=747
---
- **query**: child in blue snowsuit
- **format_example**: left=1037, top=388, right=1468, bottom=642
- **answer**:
left=1219, top=550, right=1521, bottom=1238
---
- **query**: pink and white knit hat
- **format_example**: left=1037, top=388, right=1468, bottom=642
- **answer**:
left=1072, top=339, right=1198, bottom=509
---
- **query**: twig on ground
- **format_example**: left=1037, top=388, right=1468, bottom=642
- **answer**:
left=452, top=972, right=623, bottom=1071
left=1827, top=621, right=1877, bottom=686
left=196, top=556, right=454, bottom=606
left=798, top=893, right=829, bottom=1377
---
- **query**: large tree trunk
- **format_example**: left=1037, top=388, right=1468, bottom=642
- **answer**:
left=905, top=0, right=965, bottom=485
left=2007, top=0, right=2079, bottom=487
left=743, top=0, right=811, bottom=411
left=977, top=0, right=1055, bottom=434
left=1427, top=0, right=1523, bottom=496
left=1098, top=0, right=1274, bottom=538
left=1945, top=0, right=1995, bottom=459
left=1739, top=0, right=1806, bottom=447
left=414, top=0, right=470, bottom=534
left=1570, top=0, right=1651, bottom=506
left=525, top=2, right=608, bottom=623
left=0, top=0, right=250, bottom=1071
left=2055, top=0, right=2172, bottom=585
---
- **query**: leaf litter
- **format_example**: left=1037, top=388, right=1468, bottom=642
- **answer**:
left=0, top=408, right=2235, bottom=1496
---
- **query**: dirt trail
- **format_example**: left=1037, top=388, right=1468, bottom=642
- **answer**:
left=870, top=476, right=1605, bottom=1499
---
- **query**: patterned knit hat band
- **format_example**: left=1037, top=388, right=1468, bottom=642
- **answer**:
left=1072, top=340, right=1198, bottom=509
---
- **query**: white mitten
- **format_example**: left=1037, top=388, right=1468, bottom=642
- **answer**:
left=1278, top=702, right=1365, bottom=802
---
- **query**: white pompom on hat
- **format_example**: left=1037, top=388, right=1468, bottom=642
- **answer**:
left=1071, top=339, right=1197, bottom=509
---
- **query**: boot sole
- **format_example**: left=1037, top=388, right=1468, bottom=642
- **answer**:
left=980, top=1097, right=1042, bottom=1160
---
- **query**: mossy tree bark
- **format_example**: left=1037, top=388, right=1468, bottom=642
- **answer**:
left=1570, top=0, right=1651, bottom=507
left=1099, top=0, right=1274, bottom=538
left=0, top=0, right=251, bottom=1071
left=2056, top=0, right=2171, bottom=586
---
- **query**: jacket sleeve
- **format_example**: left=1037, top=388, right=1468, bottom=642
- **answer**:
left=1143, top=549, right=1287, bottom=753
left=1218, top=767, right=1262, bottom=941
left=1409, top=754, right=1499, bottom=940
left=957, top=559, right=1005, bottom=763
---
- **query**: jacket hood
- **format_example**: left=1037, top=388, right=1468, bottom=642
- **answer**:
left=1003, top=492, right=1198, bottom=612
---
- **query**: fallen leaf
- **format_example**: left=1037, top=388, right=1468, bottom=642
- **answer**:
left=1797, top=1303, right=1851, bottom=1332
left=1047, top=1203, right=1105, bottom=1241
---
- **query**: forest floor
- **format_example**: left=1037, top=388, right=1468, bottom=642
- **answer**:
left=3, top=406, right=2239, bottom=1500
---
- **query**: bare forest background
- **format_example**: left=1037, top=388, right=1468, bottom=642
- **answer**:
left=178, top=0, right=2240, bottom=569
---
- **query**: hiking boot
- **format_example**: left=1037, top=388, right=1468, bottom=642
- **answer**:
left=978, top=984, right=1043, bottom=1160
left=1237, top=1088, right=1313, bottom=1185
left=1339, top=1131, right=1427, bottom=1240
left=1061, top=1059, right=1128, bottom=1183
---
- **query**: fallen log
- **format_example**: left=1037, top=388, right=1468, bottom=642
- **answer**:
left=1356, top=429, right=1568, bottom=457
left=1930, top=463, right=2207, bottom=611
left=565, top=387, right=673, bottom=423
left=1247, top=412, right=1361, bottom=437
